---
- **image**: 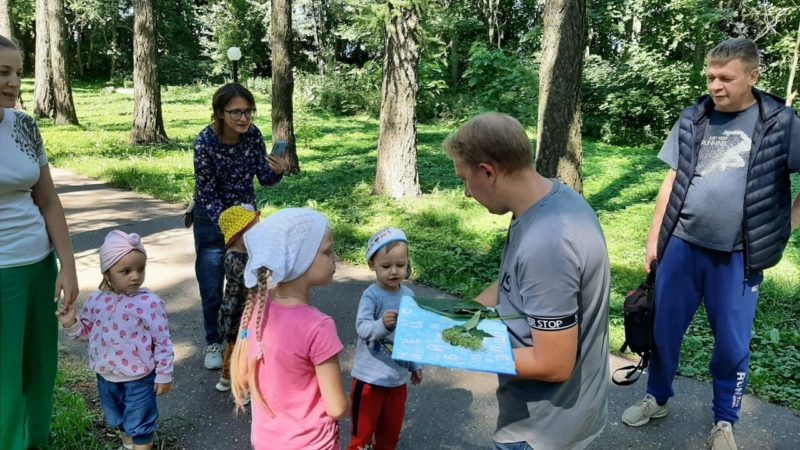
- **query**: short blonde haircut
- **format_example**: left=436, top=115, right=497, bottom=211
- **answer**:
left=706, top=38, right=760, bottom=71
left=443, top=112, right=533, bottom=174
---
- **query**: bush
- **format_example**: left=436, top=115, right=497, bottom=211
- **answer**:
left=461, top=42, right=539, bottom=123
left=582, top=51, right=702, bottom=145
left=301, top=62, right=382, bottom=117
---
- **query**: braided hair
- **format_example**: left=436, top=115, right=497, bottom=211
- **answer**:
left=230, top=267, right=273, bottom=414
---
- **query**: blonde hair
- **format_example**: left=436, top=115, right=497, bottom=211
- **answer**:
left=443, top=112, right=534, bottom=174
left=230, top=267, right=273, bottom=414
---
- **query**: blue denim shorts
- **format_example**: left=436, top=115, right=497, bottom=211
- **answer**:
left=96, top=371, right=159, bottom=445
left=494, top=441, right=534, bottom=450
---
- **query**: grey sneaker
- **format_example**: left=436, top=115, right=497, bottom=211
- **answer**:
left=707, top=421, right=737, bottom=450
left=621, top=394, right=668, bottom=427
left=216, top=377, right=231, bottom=392
left=204, top=343, right=224, bottom=370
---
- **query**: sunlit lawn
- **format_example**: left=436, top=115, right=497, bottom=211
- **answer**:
left=22, top=80, right=800, bottom=413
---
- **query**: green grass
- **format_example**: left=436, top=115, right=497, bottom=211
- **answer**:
left=22, top=80, right=800, bottom=412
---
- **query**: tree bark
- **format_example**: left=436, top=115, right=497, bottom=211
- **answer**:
left=311, top=0, right=327, bottom=75
left=374, top=1, right=421, bottom=199
left=0, top=0, right=12, bottom=38
left=271, top=0, right=299, bottom=173
left=535, top=0, right=585, bottom=193
left=34, top=0, right=55, bottom=118
left=46, top=0, right=79, bottom=125
left=786, top=21, right=800, bottom=107
left=130, top=0, right=168, bottom=144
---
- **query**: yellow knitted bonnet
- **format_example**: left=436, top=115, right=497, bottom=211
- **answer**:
left=218, top=204, right=260, bottom=248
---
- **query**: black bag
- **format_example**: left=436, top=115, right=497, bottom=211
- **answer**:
left=183, top=199, right=195, bottom=228
left=612, top=263, right=656, bottom=386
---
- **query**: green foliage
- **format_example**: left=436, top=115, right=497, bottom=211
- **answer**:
left=462, top=42, right=538, bottom=122
left=582, top=51, right=700, bottom=144
left=300, top=62, right=382, bottom=116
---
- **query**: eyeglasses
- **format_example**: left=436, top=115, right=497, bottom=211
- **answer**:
left=224, top=109, right=256, bottom=120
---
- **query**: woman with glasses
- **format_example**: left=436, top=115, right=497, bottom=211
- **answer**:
left=193, top=83, right=287, bottom=372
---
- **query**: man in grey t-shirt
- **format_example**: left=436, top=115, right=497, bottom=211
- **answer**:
left=622, top=38, right=800, bottom=450
left=445, top=112, right=611, bottom=450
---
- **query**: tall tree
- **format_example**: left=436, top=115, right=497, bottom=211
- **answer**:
left=130, top=0, right=168, bottom=144
left=787, top=20, right=800, bottom=107
left=0, top=0, right=12, bottom=38
left=374, top=1, right=421, bottom=199
left=272, top=0, right=299, bottom=173
left=535, top=0, right=585, bottom=193
left=34, top=0, right=54, bottom=118
left=46, top=0, right=79, bottom=125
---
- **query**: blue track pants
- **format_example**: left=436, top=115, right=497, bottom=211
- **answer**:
left=646, top=237, right=762, bottom=424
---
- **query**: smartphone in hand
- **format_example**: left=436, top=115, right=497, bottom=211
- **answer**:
left=271, top=141, right=289, bottom=157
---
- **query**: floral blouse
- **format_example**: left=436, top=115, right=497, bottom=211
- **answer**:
left=193, top=124, right=282, bottom=225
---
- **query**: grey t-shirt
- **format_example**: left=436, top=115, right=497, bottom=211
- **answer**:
left=351, top=284, right=420, bottom=387
left=658, top=104, right=759, bottom=251
left=494, top=181, right=610, bottom=450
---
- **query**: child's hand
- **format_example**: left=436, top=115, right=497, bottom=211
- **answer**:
left=155, top=382, right=172, bottom=396
left=55, top=301, right=78, bottom=328
left=383, top=310, right=398, bottom=331
left=411, top=369, right=422, bottom=385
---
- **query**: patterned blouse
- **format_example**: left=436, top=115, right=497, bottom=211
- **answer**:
left=193, top=124, right=282, bottom=224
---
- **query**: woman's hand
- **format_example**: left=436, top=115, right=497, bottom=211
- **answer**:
left=267, top=154, right=287, bottom=176
left=55, top=264, right=80, bottom=309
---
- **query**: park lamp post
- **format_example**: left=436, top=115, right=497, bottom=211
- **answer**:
left=227, top=47, right=242, bottom=83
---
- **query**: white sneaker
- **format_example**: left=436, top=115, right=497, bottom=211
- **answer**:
left=621, top=394, right=668, bottom=427
left=216, top=377, right=231, bottom=392
left=204, top=343, right=224, bottom=370
left=707, top=421, right=737, bottom=450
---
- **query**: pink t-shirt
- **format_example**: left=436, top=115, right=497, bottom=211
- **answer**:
left=247, top=298, right=344, bottom=450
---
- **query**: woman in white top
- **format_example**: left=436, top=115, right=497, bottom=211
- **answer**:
left=0, top=35, right=79, bottom=449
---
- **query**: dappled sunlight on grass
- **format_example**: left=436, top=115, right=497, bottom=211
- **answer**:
left=24, top=80, right=800, bottom=410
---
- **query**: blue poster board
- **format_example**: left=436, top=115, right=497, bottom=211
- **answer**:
left=392, top=296, right=517, bottom=375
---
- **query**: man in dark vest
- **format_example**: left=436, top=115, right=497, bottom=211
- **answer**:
left=621, top=38, right=800, bottom=450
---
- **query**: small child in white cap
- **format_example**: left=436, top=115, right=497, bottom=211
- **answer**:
left=348, top=227, right=422, bottom=450
left=56, top=230, right=174, bottom=450
left=215, top=203, right=260, bottom=394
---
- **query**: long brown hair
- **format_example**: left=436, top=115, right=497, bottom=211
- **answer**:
left=230, top=267, right=273, bottom=414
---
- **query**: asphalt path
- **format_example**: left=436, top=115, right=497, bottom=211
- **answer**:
left=54, top=168, right=800, bottom=450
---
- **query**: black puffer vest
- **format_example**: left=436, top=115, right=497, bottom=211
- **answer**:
left=657, top=89, right=798, bottom=275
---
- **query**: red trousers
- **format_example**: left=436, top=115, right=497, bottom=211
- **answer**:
left=348, top=379, right=408, bottom=450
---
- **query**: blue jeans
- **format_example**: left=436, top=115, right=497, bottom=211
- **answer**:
left=193, top=208, right=226, bottom=345
left=647, top=237, right=762, bottom=424
left=97, top=371, right=158, bottom=445
left=494, top=441, right=534, bottom=450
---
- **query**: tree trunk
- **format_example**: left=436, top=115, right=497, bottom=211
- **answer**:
left=0, top=0, right=12, bottom=38
left=374, top=2, right=421, bottom=199
left=34, top=0, right=55, bottom=118
left=535, top=0, right=585, bottom=193
left=46, top=0, right=79, bottom=125
left=786, top=21, right=800, bottom=107
left=110, top=6, right=119, bottom=80
left=271, top=0, right=299, bottom=174
left=130, top=0, right=168, bottom=144
left=312, top=0, right=327, bottom=76
left=482, top=0, right=500, bottom=49
left=449, top=33, right=459, bottom=88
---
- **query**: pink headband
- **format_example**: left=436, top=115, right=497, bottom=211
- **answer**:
left=100, top=230, right=147, bottom=273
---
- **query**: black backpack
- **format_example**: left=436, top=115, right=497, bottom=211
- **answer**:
left=612, top=263, right=656, bottom=386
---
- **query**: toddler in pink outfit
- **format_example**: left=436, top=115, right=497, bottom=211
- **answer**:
left=57, top=230, right=174, bottom=450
